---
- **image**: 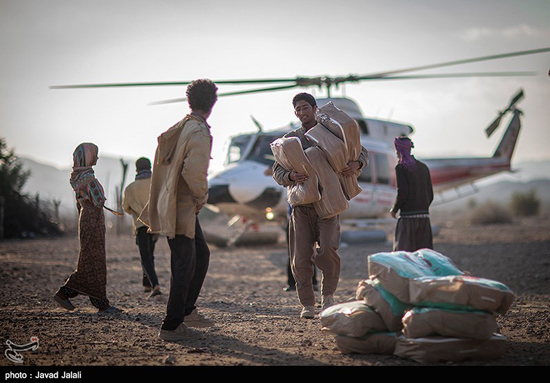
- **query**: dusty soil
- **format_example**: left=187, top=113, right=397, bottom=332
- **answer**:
left=1, top=215, right=549, bottom=370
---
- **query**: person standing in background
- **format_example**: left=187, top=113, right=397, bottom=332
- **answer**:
left=123, top=157, right=162, bottom=299
left=390, top=136, right=434, bottom=251
left=54, top=143, right=120, bottom=314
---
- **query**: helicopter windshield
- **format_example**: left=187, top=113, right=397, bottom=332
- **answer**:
left=224, top=134, right=253, bottom=166
left=244, top=134, right=280, bottom=166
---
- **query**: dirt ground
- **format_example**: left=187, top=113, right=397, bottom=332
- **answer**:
left=1, top=214, right=549, bottom=370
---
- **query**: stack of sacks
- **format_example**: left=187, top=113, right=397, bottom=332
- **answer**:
left=270, top=137, right=320, bottom=206
left=324, top=249, right=515, bottom=363
left=308, top=102, right=363, bottom=200
left=369, top=249, right=515, bottom=363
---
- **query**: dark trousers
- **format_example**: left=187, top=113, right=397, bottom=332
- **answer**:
left=136, top=227, right=159, bottom=288
left=162, top=217, right=210, bottom=331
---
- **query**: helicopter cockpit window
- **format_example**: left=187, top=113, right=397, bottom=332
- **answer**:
left=375, top=153, right=391, bottom=185
left=357, top=120, right=368, bottom=135
left=358, top=157, right=373, bottom=183
left=224, top=135, right=252, bottom=166
left=245, top=134, right=278, bottom=166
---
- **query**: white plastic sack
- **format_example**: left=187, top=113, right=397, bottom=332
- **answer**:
left=402, top=307, right=498, bottom=340
left=319, top=300, right=387, bottom=338
left=367, top=249, right=464, bottom=303
left=356, top=278, right=411, bottom=332
left=408, top=275, right=515, bottom=315
left=335, top=332, right=397, bottom=355
left=394, top=333, right=507, bottom=363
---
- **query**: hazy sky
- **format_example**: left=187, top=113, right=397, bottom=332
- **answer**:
left=1, top=0, right=549, bottom=173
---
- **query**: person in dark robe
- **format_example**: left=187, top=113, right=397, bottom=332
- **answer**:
left=390, top=136, right=434, bottom=251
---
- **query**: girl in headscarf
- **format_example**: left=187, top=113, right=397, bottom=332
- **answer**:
left=390, top=136, right=434, bottom=251
left=54, top=143, right=119, bottom=313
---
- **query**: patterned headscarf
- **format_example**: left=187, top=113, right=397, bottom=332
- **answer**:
left=394, top=136, right=417, bottom=172
left=69, top=143, right=106, bottom=207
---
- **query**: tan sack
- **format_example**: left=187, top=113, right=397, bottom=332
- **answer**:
left=305, top=123, right=362, bottom=200
left=305, top=146, right=349, bottom=219
left=270, top=137, right=320, bottom=206
left=335, top=332, right=397, bottom=355
left=315, top=101, right=362, bottom=163
left=305, top=124, right=348, bottom=172
left=408, top=275, right=515, bottom=315
left=394, top=334, right=507, bottom=363
left=402, top=307, right=498, bottom=340
left=356, top=278, right=411, bottom=332
left=367, top=249, right=464, bottom=303
left=319, top=300, right=387, bottom=338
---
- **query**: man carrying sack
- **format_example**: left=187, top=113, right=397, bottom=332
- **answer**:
left=272, top=93, right=369, bottom=319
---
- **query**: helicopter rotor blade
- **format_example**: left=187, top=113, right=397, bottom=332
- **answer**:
left=352, top=71, right=537, bottom=81
left=50, top=78, right=299, bottom=89
left=355, top=47, right=550, bottom=79
left=148, top=84, right=299, bottom=105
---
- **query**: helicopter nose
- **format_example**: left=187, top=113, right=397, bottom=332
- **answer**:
left=207, top=184, right=236, bottom=205
left=206, top=161, right=283, bottom=208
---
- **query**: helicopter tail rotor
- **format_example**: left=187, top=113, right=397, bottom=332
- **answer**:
left=485, top=89, right=524, bottom=137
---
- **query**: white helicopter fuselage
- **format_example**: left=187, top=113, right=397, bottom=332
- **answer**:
left=206, top=97, right=412, bottom=224
left=206, top=95, right=522, bottom=226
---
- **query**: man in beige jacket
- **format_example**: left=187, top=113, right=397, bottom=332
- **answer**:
left=122, top=157, right=162, bottom=298
left=140, top=79, right=217, bottom=341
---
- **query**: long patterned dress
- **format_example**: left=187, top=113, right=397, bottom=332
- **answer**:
left=61, top=199, right=109, bottom=309
left=58, top=143, right=110, bottom=310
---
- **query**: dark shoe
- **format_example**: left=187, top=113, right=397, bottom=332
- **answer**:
left=147, top=287, right=163, bottom=299
left=283, top=285, right=296, bottom=292
left=53, top=293, right=75, bottom=311
left=98, top=306, right=123, bottom=314
left=158, top=323, right=202, bottom=341
left=300, top=306, right=315, bottom=319
left=184, top=309, right=214, bottom=328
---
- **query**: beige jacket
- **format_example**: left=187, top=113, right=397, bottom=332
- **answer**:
left=122, top=177, right=151, bottom=235
left=139, top=114, right=212, bottom=239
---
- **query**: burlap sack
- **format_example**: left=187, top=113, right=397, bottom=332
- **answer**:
left=367, top=249, right=464, bottom=303
left=335, top=332, right=397, bottom=355
left=319, top=300, right=387, bottom=338
left=305, top=146, right=349, bottom=219
left=408, top=275, right=515, bottom=315
left=305, top=124, right=348, bottom=172
left=270, top=137, right=320, bottom=206
left=401, top=307, right=498, bottom=340
left=356, top=278, right=410, bottom=332
left=315, top=101, right=362, bottom=162
left=305, top=123, right=362, bottom=200
left=394, top=334, right=507, bottom=363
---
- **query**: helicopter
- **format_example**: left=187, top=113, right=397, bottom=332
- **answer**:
left=50, top=47, right=549, bottom=235
left=204, top=89, right=523, bottom=228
